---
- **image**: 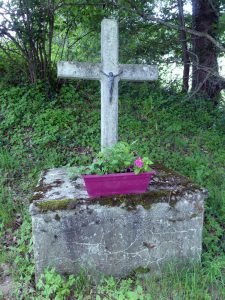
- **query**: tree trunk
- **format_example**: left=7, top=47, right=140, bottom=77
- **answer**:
left=191, top=0, right=224, bottom=103
left=177, top=0, right=190, bottom=92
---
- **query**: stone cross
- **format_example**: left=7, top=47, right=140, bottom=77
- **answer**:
left=57, top=18, right=158, bottom=150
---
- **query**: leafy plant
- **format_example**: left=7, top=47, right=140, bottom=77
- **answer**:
left=36, top=269, right=75, bottom=300
left=73, top=141, right=153, bottom=175
left=36, top=268, right=90, bottom=300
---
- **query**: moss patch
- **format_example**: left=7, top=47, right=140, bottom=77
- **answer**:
left=34, top=190, right=177, bottom=212
left=30, top=192, right=44, bottom=202
left=91, top=190, right=173, bottom=211
left=133, top=266, right=151, bottom=274
left=35, top=199, right=78, bottom=212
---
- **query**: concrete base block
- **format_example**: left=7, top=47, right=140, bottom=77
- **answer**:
left=30, top=164, right=207, bottom=281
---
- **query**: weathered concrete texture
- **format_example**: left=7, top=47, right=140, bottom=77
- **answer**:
left=57, top=62, right=101, bottom=80
left=100, top=18, right=119, bottom=149
left=119, top=64, right=158, bottom=81
left=30, top=165, right=207, bottom=281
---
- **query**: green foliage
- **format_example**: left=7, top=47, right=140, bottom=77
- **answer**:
left=94, top=263, right=225, bottom=299
left=0, top=82, right=224, bottom=298
left=8, top=216, right=36, bottom=298
left=36, top=268, right=89, bottom=300
left=96, top=277, right=148, bottom=300
left=33, top=108, right=78, bottom=146
left=0, top=48, right=26, bottom=86
left=0, top=185, right=14, bottom=230
left=0, top=148, right=23, bottom=229
left=72, top=141, right=153, bottom=175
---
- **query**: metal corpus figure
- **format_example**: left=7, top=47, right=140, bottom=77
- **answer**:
left=101, top=70, right=123, bottom=102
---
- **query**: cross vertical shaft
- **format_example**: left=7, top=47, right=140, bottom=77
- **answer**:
left=57, top=18, right=158, bottom=151
left=101, top=19, right=119, bottom=150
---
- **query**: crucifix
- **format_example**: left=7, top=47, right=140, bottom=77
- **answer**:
left=57, top=19, right=158, bottom=150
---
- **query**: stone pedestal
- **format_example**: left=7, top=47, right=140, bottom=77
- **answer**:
left=30, top=165, right=207, bottom=281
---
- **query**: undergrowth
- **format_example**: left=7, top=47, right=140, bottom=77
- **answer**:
left=0, top=82, right=224, bottom=299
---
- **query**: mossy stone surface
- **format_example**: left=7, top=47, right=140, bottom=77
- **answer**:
left=31, top=165, right=207, bottom=213
left=34, top=190, right=175, bottom=212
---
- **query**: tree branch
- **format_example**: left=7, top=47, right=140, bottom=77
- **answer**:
left=126, top=0, right=225, bottom=52
left=67, top=30, right=94, bottom=51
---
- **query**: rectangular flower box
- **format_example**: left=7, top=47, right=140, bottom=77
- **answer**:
left=83, top=170, right=156, bottom=197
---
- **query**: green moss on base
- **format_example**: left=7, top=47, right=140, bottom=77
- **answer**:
left=133, top=266, right=151, bottom=274
left=34, top=190, right=177, bottom=212
left=30, top=192, right=44, bottom=202
left=127, top=266, right=151, bottom=278
left=36, top=199, right=78, bottom=212
left=92, top=190, right=172, bottom=210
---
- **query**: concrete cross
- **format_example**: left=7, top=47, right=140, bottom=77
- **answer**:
left=57, top=18, right=158, bottom=150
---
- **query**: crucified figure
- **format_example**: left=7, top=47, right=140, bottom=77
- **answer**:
left=100, top=70, right=123, bottom=102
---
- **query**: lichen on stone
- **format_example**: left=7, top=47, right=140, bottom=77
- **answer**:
left=30, top=172, right=64, bottom=203
left=151, top=163, right=202, bottom=191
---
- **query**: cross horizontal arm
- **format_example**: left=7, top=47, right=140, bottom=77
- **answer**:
left=57, top=61, right=101, bottom=80
left=119, top=64, right=158, bottom=81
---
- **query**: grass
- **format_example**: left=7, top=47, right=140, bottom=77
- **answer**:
left=0, top=81, right=224, bottom=299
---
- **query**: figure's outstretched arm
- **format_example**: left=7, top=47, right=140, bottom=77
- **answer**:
left=100, top=70, right=109, bottom=77
left=114, top=70, right=123, bottom=77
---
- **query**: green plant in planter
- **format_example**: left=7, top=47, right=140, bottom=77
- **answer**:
left=74, top=142, right=153, bottom=175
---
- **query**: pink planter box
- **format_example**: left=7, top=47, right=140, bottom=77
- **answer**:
left=83, top=170, right=156, bottom=197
